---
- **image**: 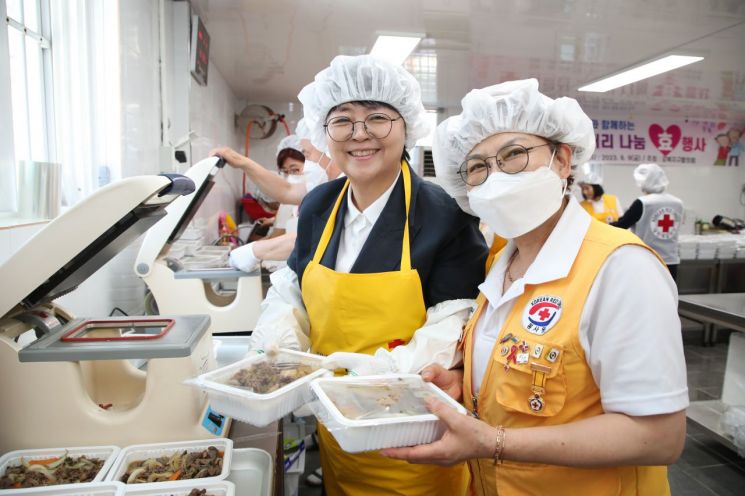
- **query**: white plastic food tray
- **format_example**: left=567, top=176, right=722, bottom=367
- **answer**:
left=226, top=448, right=272, bottom=496
left=105, top=439, right=232, bottom=489
left=189, top=349, right=330, bottom=427
left=0, top=482, right=125, bottom=495
left=0, top=446, right=120, bottom=493
left=310, top=374, right=468, bottom=453
left=122, top=480, right=235, bottom=495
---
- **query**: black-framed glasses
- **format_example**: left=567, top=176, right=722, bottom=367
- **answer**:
left=324, top=113, right=403, bottom=142
left=457, top=143, right=555, bottom=186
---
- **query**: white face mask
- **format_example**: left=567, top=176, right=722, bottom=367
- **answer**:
left=466, top=151, right=566, bottom=239
left=286, top=174, right=306, bottom=184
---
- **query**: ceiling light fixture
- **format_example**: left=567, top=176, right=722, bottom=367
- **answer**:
left=578, top=54, right=704, bottom=92
left=370, top=35, right=423, bottom=65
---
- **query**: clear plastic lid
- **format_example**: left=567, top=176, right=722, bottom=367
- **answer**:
left=320, top=376, right=438, bottom=421
left=218, top=352, right=321, bottom=395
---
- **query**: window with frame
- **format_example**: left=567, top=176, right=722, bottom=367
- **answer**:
left=6, top=0, right=54, bottom=165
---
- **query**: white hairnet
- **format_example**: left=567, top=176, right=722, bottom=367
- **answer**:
left=634, top=163, right=668, bottom=194
left=297, top=55, right=430, bottom=152
left=276, top=134, right=303, bottom=156
left=578, top=163, right=603, bottom=185
left=295, top=119, right=311, bottom=139
left=433, top=78, right=596, bottom=215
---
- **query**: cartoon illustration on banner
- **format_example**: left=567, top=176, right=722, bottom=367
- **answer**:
left=590, top=118, right=744, bottom=166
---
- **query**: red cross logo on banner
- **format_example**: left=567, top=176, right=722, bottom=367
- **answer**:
left=650, top=207, right=680, bottom=240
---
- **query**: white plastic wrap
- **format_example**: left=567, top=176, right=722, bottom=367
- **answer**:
left=0, top=446, right=120, bottom=492
left=721, top=405, right=745, bottom=457
left=105, top=440, right=232, bottom=488
left=187, top=349, right=330, bottom=427
left=309, top=374, right=468, bottom=453
left=122, top=480, right=235, bottom=495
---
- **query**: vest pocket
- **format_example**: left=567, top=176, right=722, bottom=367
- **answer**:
left=491, top=341, right=568, bottom=417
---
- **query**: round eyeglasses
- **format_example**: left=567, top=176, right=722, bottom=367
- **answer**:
left=457, top=143, right=555, bottom=186
left=324, top=113, right=402, bottom=142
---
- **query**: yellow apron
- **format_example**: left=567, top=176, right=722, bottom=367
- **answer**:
left=580, top=194, right=620, bottom=223
left=302, top=161, right=469, bottom=496
left=462, top=220, right=670, bottom=496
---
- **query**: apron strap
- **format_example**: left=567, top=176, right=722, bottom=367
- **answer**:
left=400, top=161, right=413, bottom=271
left=311, top=179, right=350, bottom=264
left=310, top=161, right=414, bottom=271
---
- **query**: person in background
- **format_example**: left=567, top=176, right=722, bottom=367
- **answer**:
left=611, top=163, right=684, bottom=278
left=577, top=164, right=623, bottom=224
left=214, top=126, right=341, bottom=272
left=250, top=54, right=487, bottom=496
left=382, top=79, right=687, bottom=496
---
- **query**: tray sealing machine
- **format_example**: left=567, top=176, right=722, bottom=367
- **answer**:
left=0, top=174, right=230, bottom=453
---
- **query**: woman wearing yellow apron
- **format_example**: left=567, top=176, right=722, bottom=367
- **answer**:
left=383, top=79, right=688, bottom=495
left=248, top=55, right=487, bottom=495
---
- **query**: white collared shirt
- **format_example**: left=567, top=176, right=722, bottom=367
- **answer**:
left=334, top=171, right=401, bottom=273
left=472, top=196, right=688, bottom=416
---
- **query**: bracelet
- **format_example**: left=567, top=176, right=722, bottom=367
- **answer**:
left=492, top=425, right=505, bottom=465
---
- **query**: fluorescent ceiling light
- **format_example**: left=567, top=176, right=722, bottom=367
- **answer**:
left=578, top=55, right=704, bottom=92
left=370, top=35, right=422, bottom=65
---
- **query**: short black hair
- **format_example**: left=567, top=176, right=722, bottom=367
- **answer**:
left=276, top=148, right=305, bottom=170
left=591, top=183, right=605, bottom=199
left=326, top=100, right=409, bottom=162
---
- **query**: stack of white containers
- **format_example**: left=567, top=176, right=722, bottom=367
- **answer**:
left=714, top=235, right=738, bottom=259
left=678, top=235, right=699, bottom=260
left=678, top=233, right=745, bottom=260
left=736, top=234, right=745, bottom=259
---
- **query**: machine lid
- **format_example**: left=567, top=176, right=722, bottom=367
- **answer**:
left=0, top=174, right=195, bottom=319
left=135, top=157, right=225, bottom=277
left=18, top=314, right=210, bottom=361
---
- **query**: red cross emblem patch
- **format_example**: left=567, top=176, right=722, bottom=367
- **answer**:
left=650, top=207, right=680, bottom=240
left=522, top=296, right=563, bottom=335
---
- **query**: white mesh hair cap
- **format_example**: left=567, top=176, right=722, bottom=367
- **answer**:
left=276, top=134, right=303, bottom=156
left=634, top=163, right=669, bottom=194
left=297, top=55, right=431, bottom=153
left=433, top=78, right=595, bottom=215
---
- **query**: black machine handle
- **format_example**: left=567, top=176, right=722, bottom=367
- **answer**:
left=158, top=173, right=196, bottom=197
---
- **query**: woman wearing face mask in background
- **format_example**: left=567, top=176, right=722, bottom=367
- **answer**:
left=215, top=124, right=341, bottom=272
left=223, top=135, right=315, bottom=272
left=383, top=79, right=687, bottom=496
left=212, top=120, right=340, bottom=209
left=249, top=54, right=487, bottom=496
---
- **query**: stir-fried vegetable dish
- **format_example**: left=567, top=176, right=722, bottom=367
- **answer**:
left=121, top=446, right=224, bottom=484
left=0, top=452, right=103, bottom=489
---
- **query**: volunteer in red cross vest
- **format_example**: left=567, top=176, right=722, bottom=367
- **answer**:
left=246, top=55, right=488, bottom=496
left=382, top=79, right=688, bottom=496
left=612, top=163, right=684, bottom=279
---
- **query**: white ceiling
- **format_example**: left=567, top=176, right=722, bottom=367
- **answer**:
left=192, top=0, right=745, bottom=121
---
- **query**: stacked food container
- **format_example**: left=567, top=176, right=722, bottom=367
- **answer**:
left=188, top=349, right=471, bottom=453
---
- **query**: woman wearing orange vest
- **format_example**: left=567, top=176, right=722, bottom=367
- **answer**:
left=383, top=79, right=688, bottom=495
left=242, top=55, right=487, bottom=495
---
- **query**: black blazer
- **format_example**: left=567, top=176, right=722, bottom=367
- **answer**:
left=288, top=165, right=488, bottom=308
